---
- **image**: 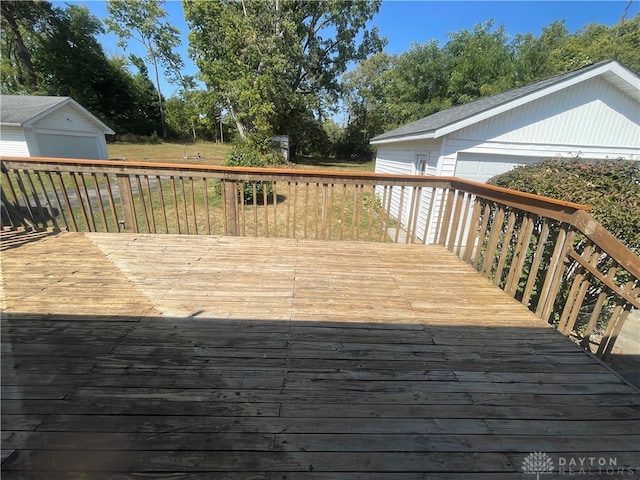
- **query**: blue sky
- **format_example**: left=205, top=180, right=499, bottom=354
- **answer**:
left=59, top=0, right=637, bottom=98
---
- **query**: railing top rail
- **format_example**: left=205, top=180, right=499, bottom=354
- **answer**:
left=2, top=155, right=590, bottom=213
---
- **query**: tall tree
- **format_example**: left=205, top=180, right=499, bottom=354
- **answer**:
left=0, top=0, right=53, bottom=93
left=184, top=0, right=385, bottom=144
left=105, top=0, right=184, bottom=138
left=444, top=20, right=516, bottom=103
left=342, top=51, right=396, bottom=141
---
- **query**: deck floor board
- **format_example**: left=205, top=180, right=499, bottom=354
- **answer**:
left=1, top=229, right=639, bottom=478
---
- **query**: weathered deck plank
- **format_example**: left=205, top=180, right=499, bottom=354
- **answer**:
left=1, top=229, right=639, bottom=478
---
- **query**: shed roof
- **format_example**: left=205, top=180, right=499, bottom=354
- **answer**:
left=371, top=60, right=639, bottom=145
left=0, top=95, right=114, bottom=134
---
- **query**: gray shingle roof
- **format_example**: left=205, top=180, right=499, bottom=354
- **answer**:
left=0, top=95, right=70, bottom=126
left=370, top=60, right=628, bottom=143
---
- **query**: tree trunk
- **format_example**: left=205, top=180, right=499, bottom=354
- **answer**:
left=1, top=2, right=37, bottom=92
left=149, top=48, right=167, bottom=138
left=228, top=99, right=248, bottom=139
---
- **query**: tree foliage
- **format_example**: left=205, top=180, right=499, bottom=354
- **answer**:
left=343, top=14, right=640, bottom=154
left=0, top=0, right=162, bottom=137
left=488, top=159, right=640, bottom=254
left=184, top=0, right=385, bottom=152
left=106, top=0, right=184, bottom=138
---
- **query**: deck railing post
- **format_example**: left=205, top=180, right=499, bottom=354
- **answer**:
left=116, top=174, right=138, bottom=233
left=223, top=180, right=239, bottom=236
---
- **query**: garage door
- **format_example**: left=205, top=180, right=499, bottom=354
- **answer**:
left=36, top=132, right=100, bottom=159
left=455, top=153, right=540, bottom=183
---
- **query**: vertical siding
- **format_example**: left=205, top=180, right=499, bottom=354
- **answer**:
left=31, top=104, right=102, bottom=133
left=0, top=127, right=29, bottom=156
left=375, top=144, right=444, bottom=238
left=23, top=128, right=41, bottom=156
left=455, top=77, right=640, bottom=146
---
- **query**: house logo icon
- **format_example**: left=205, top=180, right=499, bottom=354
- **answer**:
left=522, top=452, right=555, bottom=479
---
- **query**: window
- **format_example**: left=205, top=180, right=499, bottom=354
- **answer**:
left=415, top=153, right=437, bottom=175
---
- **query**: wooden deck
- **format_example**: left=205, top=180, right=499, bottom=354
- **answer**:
left=1, top=229, right=639, bottom=479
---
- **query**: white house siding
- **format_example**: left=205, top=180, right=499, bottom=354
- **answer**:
left=375, top=141, right=444, bottom=239
left=453, top=77, right=640, bottom=153
left=31, top=103, right=109, bottom=159
left=0, top=126, right=30, bottom=156
left=32, top=104, right=100, bottom=132
left=22, top=128, right=41, bottom=156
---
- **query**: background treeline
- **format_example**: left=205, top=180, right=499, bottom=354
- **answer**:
left=341, top=18, right=640, bottom=160
left=2, top=0, right=638, bottom=158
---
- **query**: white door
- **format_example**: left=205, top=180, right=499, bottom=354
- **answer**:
left=455, top=153, right=540, bottom=183
left=36, top=132, right=100, bottom=159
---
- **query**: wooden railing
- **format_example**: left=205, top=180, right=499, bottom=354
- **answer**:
left=2, top=156, right=639, bottom=358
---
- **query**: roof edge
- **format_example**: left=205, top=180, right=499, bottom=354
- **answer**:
left=12, top=96, right=115, bottom=135
left=370, top=59, right=638, bottom=145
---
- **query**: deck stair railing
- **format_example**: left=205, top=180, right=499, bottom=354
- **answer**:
left=2, top=156, right=639, bottom=358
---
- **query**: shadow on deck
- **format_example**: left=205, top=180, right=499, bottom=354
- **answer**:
left=1, top=229, right=639, bottom=478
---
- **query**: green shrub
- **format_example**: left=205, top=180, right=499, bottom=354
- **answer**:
left=488, top=158, right=640, bottom=254
left=223, top=137, right=286, bottom=203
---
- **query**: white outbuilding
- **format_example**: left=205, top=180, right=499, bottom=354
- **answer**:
left=371, top=60, right=640, bottom=241
left=0, top=95, right=114, bottom=160
left=372, top=60, right=639, bottom=181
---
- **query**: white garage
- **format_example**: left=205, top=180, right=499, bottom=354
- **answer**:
left=0, top=95, right=114, bottom=159
left=371, top=60, right=640, bottom=241
left=454, top=153, right=541, bottom=183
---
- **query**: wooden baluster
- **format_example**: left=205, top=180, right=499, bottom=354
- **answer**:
left=91, top=173, right=108, bottom=232
left=597, top=300, right=632, bottom=358
left=133, top=175, right=149, bottom=233
left=79, top=173, right=97, bottom=231
left=481, top=206, right=506, bottom=277
left=381, top=185, right=392, bottom=243
left=292, top=182, right=298, bottom=238
left=406, top=186, right=417, bottom=244
left=156, top=176, right=169, bottom=233
left=45, top=171, right=68, bottom=230
left=222, top=180, right=238, bottom=236
left=366, top=184, right=376, bottom=242
left=189, top=177, right=197, bottom=235
left=505, top=213, right=535, bottom=297
left=304, top=183, right=310, bottom=239
left=447, top=190, right=465, bottom=251
left=169, top=176, right=180, bottom=234
left=423, top=187, right=437, bottom=245
left=202, top=178, right=211, bottom=235
left=263, top=182, right=269, bottom=237
left=395, top=186, right=405, bottom=244
left=117, top=174, right=138, bottom=233
left=179, top=177, right=189, bottom=234
left=57, top=172, right=78, bottom=231
left=273, top=181, right=278, bottom=237
left=521, top=220, right=550, bottom=307
left=35, top=171, right=59, bottom=231
left=339, top=183, right=348, bottom=241
left=472, top=202, right=491, bottom=269
left=70, top=172, right=91, bottom=231
left=558, top=244, right=598, bottom=335
left=104, top=174, right=119, bottom=233
left=454, top=192, right=472, bottom=256
left=580, top=263, right=619, bottom=348
left=353, top=184, right=361, bottom=241
left=493, top=211, right=517, bottom=285
left=462, top=197, right=482, bottom=262
left=14, top=170, right=38, bottom=228
left=537, top=227, right=576, bottom=323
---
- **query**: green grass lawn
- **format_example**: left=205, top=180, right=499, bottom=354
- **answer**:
left=107, top=141, right=230, bottom=165
left=107, top=141, right=376, bottom=172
